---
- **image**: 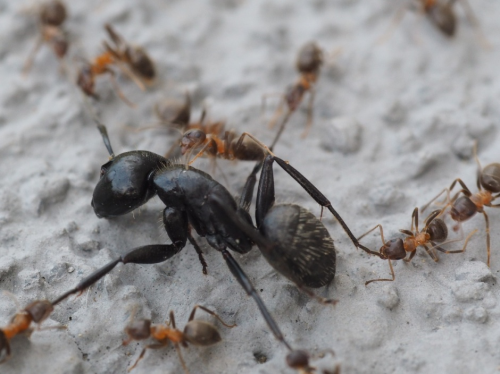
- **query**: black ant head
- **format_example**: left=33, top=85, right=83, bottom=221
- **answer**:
left=25, top=300, right=54, bottom=324
left=183, top=320, right=222, bottom=346
left=427, top=4, right=456, bottom=36
left=40, top=0, right=67, bottom=26
left=91, top=151, right=165, bottom=218
left=480, top=163, right=500, bottom=193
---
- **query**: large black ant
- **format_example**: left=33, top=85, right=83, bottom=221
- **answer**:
left=122, top=305, right=235, bottom=373
left=0, top=300, right=55, bottom=363
left=24, top=120, right=382, bottom=370
left=421, top=145, right=500, bottom=266
left=264, top=42, right=323, bottom=149
left=23, top=0, right=69, bottom=75
left=358, top=207, right=477, bottom=285
left=77, top=24, right=156, bottom=107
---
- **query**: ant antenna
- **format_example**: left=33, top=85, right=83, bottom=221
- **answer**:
left=96, top=122, right=115, bottom=159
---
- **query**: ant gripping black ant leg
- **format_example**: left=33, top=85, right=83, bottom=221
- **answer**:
left=357, top=207, right=477, bottom=285
left=47, top=120, right=380, bottom=370
left=421, top=144, right=500, bottom=266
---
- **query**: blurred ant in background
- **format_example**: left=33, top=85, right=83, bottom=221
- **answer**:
left=379, top=0, right=488, bottom=44
left=263, top=42, right=323, bottom=149
left=123, top=305, right=235, bottom=373
left=0, top=299, right=56, bottom=363
left=77, top=23, right=156, bottom=107
left=23, top=0, right=69, bottom=75
left=358, top=207, right=477, bottom=285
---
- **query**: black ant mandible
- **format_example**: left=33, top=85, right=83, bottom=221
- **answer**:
left=19, top=121, right=381, bottom=369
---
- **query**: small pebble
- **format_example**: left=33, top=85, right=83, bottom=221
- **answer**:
left=376, top=285, right=400, bottom=310
left=319, top=116, right=362, bottom=154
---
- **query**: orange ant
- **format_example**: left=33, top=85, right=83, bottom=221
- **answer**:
left=264, top=42, right=323, bottom=149
left=152, top=93, right=226, bottom=159
left=77, top=23, right=156, bottom=107
left=358, top=207, right=477, bottom=285
left=23, top=0, right=69, bottom=75
left=380, top=0, right=486, bottom=42
left=180, top=128, right=269, bottom=167
left=421, top=145, right=500, bottom=266
left=122, top=305, right=235, bottom=373
left=0, top=300, right=54, bottom=363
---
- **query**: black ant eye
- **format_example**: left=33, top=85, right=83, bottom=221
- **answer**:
left=100, top=167, right=107, bottom=177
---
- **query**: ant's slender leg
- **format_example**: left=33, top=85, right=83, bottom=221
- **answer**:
left=403, top=250, right=417, bottom=263
left=366, top=260, right=396, bottom=286
left=301, top=89, right=315, bottom=138
left=22, top=36, right=43, bottom=76
left=219, top=248, right=292, bottom=351
left=187, top=233, right=208, bottom=275
left=0, top=331, right=11, bottom=364
left=268, top=156, right=383, bottom=258
left=105, top=68, right=136, bottom=108
left=376, top=2, right=409, bottom=44
left=238, top=161, right=264, bottom=212
left=128, top=342, right=168, bottom=372
left=173, top=343, right=189, bottom=374
left=421, top=188, right=451, bottom=213
left=411, top=207, right=419, bottom=232
left=483, top=211, right=491, bottom=267
left=457, top=0, right=490, bottom=48
left=421, top=245, right=439, bottom=262
left=449, top=179, right=472, bottom=196
left=51, top=244, right=182, bottom=306
left=431, top=229, right=478, bottom=255
left=187, top=305, right=236, bottom=327
left=270, top=110, right=292, bottom=150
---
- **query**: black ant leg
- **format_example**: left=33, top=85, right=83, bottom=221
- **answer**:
left=187, top=233, right=208, bottom=275
left=219, top=248, right=292, bottom=351
left=51, top=244, right=182, bottom=306
left=238, top=161, right=264, bottom=213
left=264, top=155, right=383, bottom=258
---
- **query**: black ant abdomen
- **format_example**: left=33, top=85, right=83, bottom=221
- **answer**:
left=40, top=0, right=67, bottom=26
left=260, top=204, right=336, bottom=288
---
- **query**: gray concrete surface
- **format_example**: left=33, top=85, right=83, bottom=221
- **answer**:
left=0, top=0, right=499, bottom=373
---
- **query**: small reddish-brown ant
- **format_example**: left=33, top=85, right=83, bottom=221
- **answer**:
left=264, top=42, right=323, bottom=149
left=422, top=145, right=500, bottom=266
left=0, top=300, right=55, bottom=363
left=122, top=305, right=235, bottom=373
left=77, top=23, right=156, bottom=107
left=380, top=0, right=486, bottom=42
left=358, top=207, right=477, bottom=285
left=23, top=0, right=69, bottom=75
